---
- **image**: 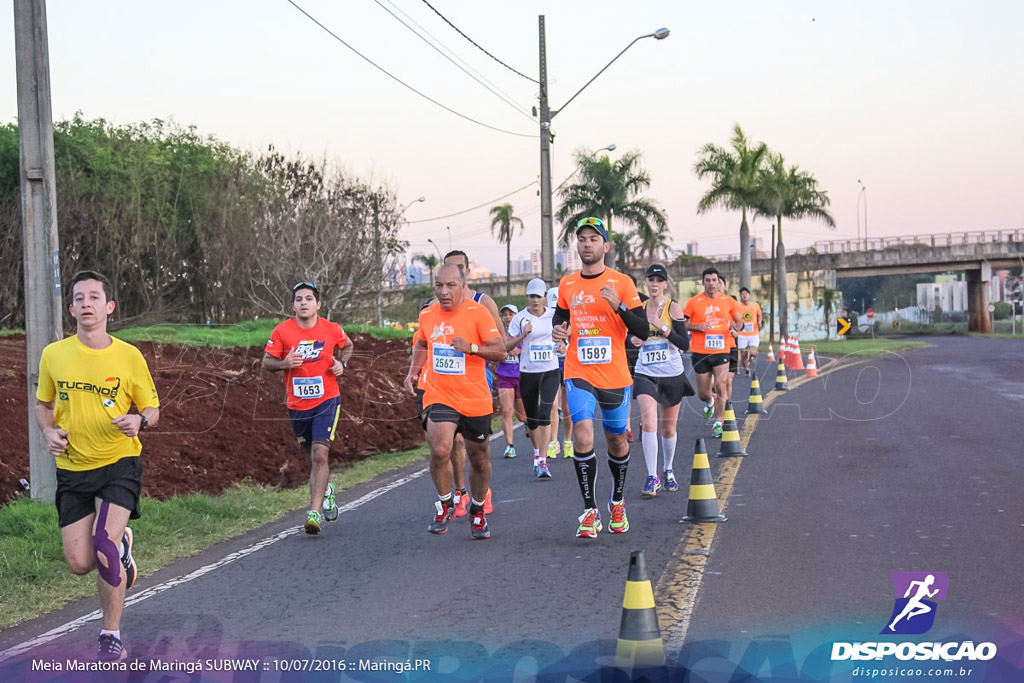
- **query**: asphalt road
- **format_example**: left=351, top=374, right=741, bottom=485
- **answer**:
left=2, top=337, right=1021, bottom=681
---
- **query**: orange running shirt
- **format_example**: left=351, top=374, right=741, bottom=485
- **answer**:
left=265, top=317, right=349, bottom=411
left=737, top=301, right=763, bottom=336
left=411, top=328, right=427, bottom=390
left=418, top=299, right=501, bottom=417
left=557, top=267, right=642, bottom=390
left=683, top=293, right=741, bottom=354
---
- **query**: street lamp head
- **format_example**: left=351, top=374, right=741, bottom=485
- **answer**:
left=605, top=143, right=617, bottom=151
left=417, top=196, right=426, bottom=203
left=653, top=28, right=670, bottom=40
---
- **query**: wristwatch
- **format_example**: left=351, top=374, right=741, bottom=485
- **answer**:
left=138, top=414, right=148, bottom=432
left=618, top=302, right=628, bottom=313
left=660, top=324, right=670, bottom=336
left=470, top=343, right=479, bottom=355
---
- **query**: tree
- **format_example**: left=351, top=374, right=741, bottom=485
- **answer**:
left=818, top=287, right=839, bottom=336
left=412, top=253, right=439, bottom=288
left=555, top=148, right=668, bottom=267
left=489, top=203, right=525, bottom=297
left=754, top=153, right=836, bottom=337
left=694, top=124, right=768, bottom=291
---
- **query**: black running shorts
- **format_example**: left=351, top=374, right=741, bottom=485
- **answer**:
left=56, top=456, right=143, bottom=528
left=425, top=403, right=492, bottom=444
left=634, top=372, right=695, bottom=407
left=691, top=352, right=732, bottom=375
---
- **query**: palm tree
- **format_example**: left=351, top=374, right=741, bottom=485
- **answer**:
left=633, top=221, right=673, bottom=265
left=694, top=124, right=768, bottom=291
left=754, top=153, right=836, bottom=337
left=412, top=253, right=439, bottom=288
left=489, top=203, right=525, bottom=297
left=818, top=287, right=839, bottom=337
left=555, top=148, right=668, bottom=268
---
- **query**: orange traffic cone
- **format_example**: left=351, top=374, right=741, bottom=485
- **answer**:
left=766, top=344, right=776, bottom=363
left=805, top=347, right=818, bottom=377
left=781, top=336, right=791, bottom=368
left=791, top=336, right=805, bottom=371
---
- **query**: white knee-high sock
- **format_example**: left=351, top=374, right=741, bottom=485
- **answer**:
left=642, top=430, right=658, bottom=476
left=661, top=434, right=678, bottom=472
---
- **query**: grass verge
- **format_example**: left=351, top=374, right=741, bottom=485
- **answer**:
left=112, top=319, right=411, bottom=348
left=800, top=338, right=930, bottom=358
left=0, top=444, right=428, bottom=631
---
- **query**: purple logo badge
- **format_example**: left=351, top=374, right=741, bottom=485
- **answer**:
left=881, top=571, right=949, bottom=635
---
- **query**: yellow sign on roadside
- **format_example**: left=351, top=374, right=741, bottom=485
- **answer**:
left=837, top=317, right=851, bottom=336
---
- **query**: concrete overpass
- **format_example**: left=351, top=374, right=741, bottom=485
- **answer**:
left=667, top=229, right=1024, bottom=334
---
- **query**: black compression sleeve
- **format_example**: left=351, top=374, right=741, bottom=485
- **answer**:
left=620, top=306, right=650, bottom=340
left=666, top=319, right=689, bottom=352
left=552, top=306, right=570, bottom=329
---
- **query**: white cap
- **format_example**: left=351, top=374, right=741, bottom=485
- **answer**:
left=546, top=286, right=559, bottom=308
left=526, top=278, right=547, bottom=297
left=500, top=303, right=519, bottom=315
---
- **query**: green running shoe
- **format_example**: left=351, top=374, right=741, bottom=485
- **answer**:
left=322, top=482, right=338, bottom=522
left=304, top=510, right=323, bottom=535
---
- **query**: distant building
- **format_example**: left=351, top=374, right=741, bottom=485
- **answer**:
left=531, top=249, right=581, bottom=275
left=685, top=241, right=700, bottom=256
left=916, top=280, right=967, bottom=313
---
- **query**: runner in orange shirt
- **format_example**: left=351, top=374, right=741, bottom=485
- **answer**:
left=736, top=287, right=763, bottom=376
left=682, top=267, right=743, bottom=437
left=551, top=217, right=651, bottom=539
left=263, top=281, right=354, bottom=535
left=404, top=264, right=507, bottom=539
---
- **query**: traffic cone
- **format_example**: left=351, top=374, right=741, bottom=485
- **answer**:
left=781, top=336, right=792, bottom=368
left=774, top=361, right=789, bottom=391
left=791, top=336, right=806, bottom=371
left=805, top=347, right=819, bottom=378
left=716, top=401, right=748, bottom=457
left=746, top=378, right=766, bottom=414
left=615, top=550, right=666, bottom=669
left=681, top=438, right=727, bottom=523
left=766, top=343, right=775, bottom=363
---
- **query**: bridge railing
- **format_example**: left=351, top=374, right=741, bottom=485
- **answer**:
left=809, top=229, right=1024, bottom=254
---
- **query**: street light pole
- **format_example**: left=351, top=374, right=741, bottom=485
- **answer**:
left=537, top=18, right=668, bottom=281
left=858, top=179, right=867, bottom=247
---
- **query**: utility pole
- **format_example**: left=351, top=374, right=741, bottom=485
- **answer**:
left=373, top=196, right=383, bottom=327
left=538, top=16, right=555, bottom=282
left=14, top=0, right=63, bottom=503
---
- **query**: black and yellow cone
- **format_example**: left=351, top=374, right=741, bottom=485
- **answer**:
left=615, top=550, right=666, bottom=669
left=774, top=361, right=789, bottom=391
left=716, top=401, right=748, bottom=457
left=746, top=378, right=766, bottom=414
left=681, top=438, right=727, bottom=523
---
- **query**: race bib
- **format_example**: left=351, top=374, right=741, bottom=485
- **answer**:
left=705, top=334, right=725, bottom=351
left=529, top=343, right=555, bottom=364
left=292, top=376, right=325, bottom=399
left=432, top=344, right=466, bottom=375
left=640, top=340, right=671, bottom=366
left=504, top=353, right=519, bottom=364
left=743, top=322, right=754, bottom=333
left=577, top=337, right=612, bottom=365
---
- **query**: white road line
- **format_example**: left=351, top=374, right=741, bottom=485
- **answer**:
left=1, top=423, right=519, bottom=662
left=0, top=467, right=429, bottom=663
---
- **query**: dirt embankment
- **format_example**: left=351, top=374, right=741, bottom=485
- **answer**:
left=0, top=334, right=423, bottom=506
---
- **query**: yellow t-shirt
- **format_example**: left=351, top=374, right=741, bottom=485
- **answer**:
left=37, top=335, right=160, bottom=471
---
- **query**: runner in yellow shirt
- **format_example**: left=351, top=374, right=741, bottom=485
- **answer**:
left=736, top=287, right=763, bottom=376
left=35, top=270, right=160, bottom=662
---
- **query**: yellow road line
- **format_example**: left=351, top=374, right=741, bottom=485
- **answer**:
left=655, top=356, right=856, bottom=648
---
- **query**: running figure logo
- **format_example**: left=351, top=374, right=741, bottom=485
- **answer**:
left=881, top=571, right=948, bottom=635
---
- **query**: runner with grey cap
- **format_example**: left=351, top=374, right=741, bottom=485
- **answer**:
left=506, top=278, right=561, bottom=478
left=630, top=263, right=694, bottom=496
left=496, top=303, right=527, bottom=459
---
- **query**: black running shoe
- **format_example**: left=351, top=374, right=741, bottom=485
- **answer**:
left=97, top=633, right=127, bottom=662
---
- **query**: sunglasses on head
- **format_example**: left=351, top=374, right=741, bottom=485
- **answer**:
left=576, top=217, right=604, bottom=229
left=292, top=281, right=318, bottom=294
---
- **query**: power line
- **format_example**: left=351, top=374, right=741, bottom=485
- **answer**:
left=374, top=0, right=534, bottom=123
left=419, top=0, right=538, bottom=84
left=285, top=0, right=535, bottom=138
left=405, top=180, right=538, bottom=223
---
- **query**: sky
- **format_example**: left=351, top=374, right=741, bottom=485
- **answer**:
left=4, top=0, right=1023, bottom=275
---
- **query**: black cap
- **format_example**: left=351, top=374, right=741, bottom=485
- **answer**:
left=645, top=263, right=669, bottom=280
